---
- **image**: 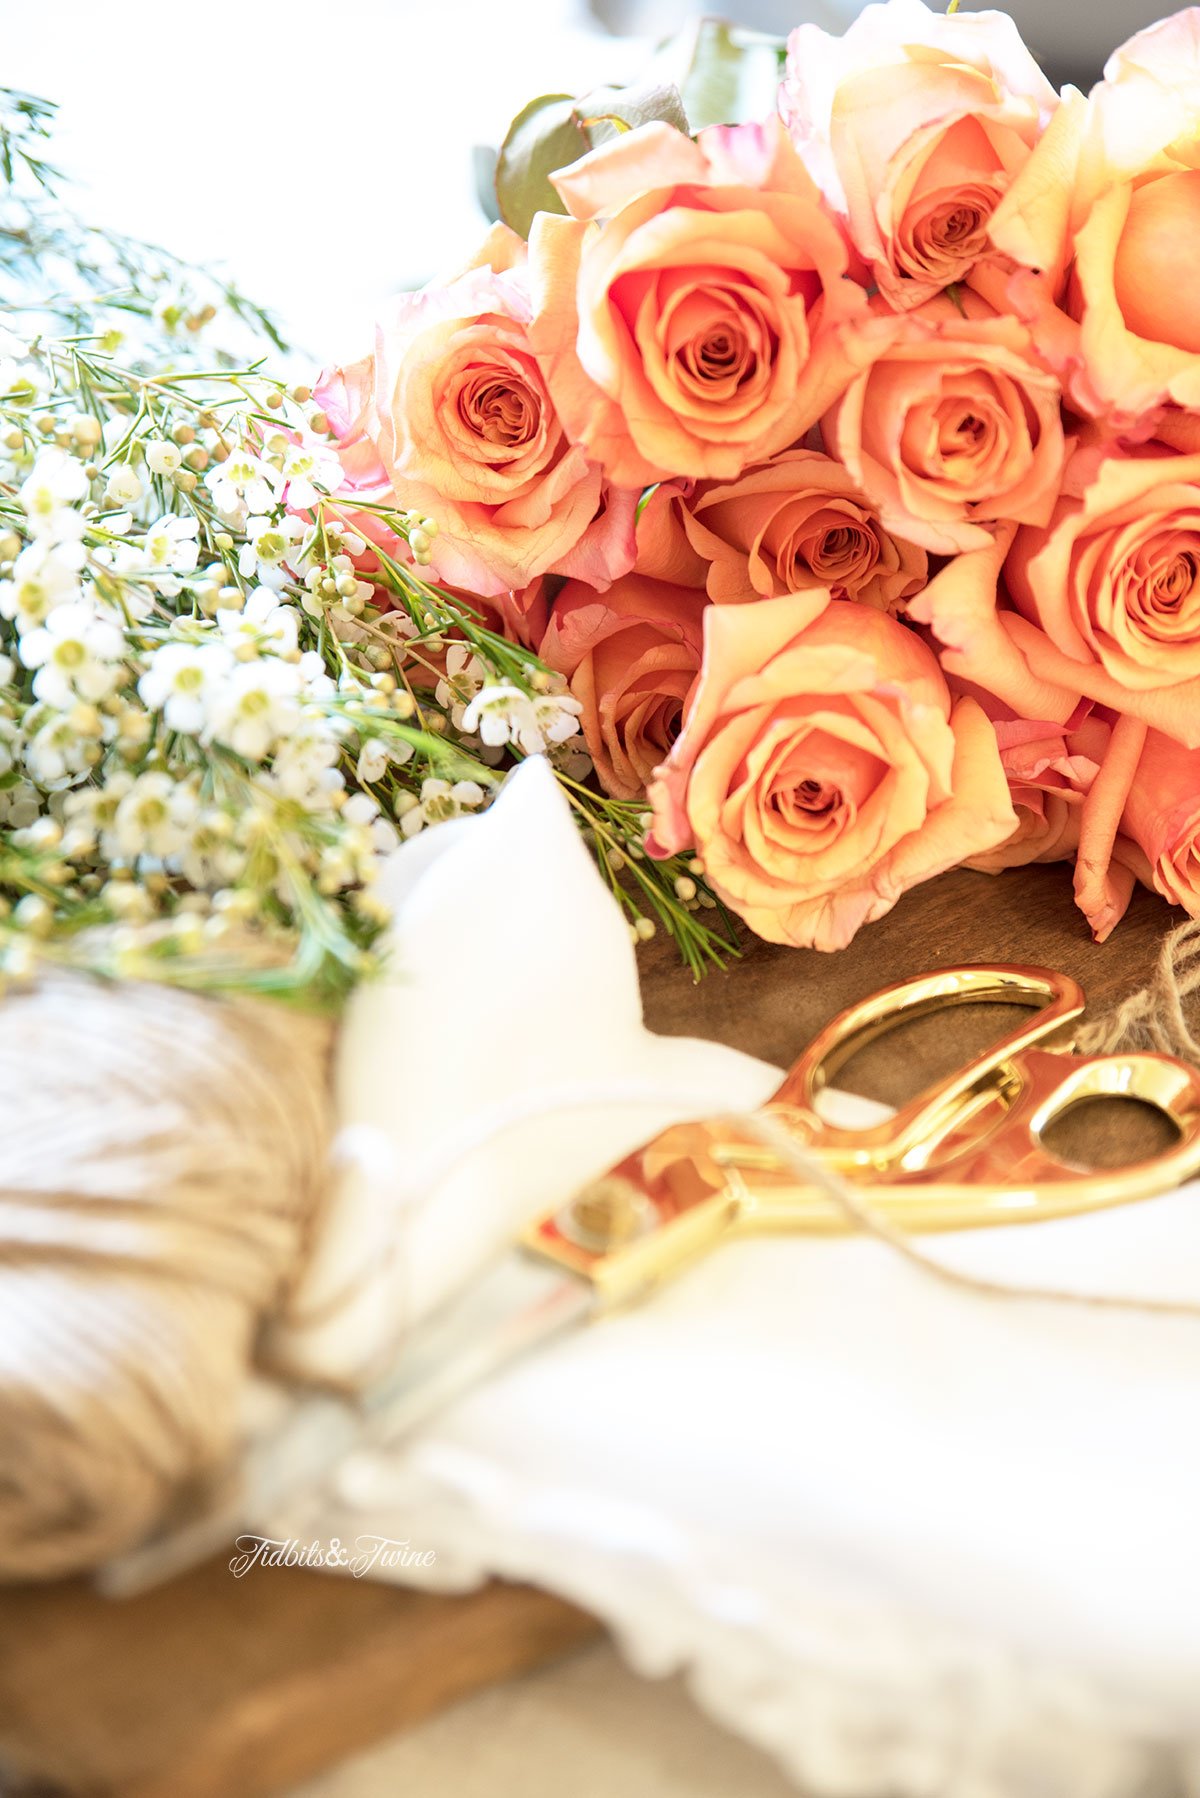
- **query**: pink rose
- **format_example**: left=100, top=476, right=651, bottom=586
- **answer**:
left=630, top=484, right=711, bottom=590
left=540, top=574, right=706, bottom=801
left=313, top=356, right=391, bottom=495
left=781, top=0, right=1057, bottom=310
left=529, top=118, right=865, bottom=489
left=491, top=575, right=553, bottom=651
left=647, top=592, right=1016, bottom=950
left=320, top=224, right=637, bottom=599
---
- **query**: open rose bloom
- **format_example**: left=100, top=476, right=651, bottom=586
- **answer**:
left=318, top=0, right=1200, bottom=951
left=647, top=594, right=1016, bottom=950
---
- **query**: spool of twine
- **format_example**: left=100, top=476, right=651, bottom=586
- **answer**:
left=0, top=965, right=333, bottom=1581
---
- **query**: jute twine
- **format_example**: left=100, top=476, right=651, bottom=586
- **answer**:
left=1075, top=918, right=1200, bottom=1062
left=0, top=965, right=332, bottom=1581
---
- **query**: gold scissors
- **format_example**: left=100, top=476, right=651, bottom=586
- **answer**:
left=102, top=962, right=1200, bottom=1597
left=526, top=962, right=1200, bottom=1307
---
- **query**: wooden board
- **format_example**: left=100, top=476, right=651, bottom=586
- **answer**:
left=0, top=861, right=1184, bottom=1798
left=0, top=1573, right=597, bottom=1798
left=639, top=859, right=1177, bottom=1088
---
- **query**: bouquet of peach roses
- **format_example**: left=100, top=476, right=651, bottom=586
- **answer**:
left=317, top=0, right=1200, bottom=955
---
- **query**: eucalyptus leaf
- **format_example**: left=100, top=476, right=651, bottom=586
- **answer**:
left=495, top=93, right=585, bottom=239
left=652, top=17, right=787, bottom=132
left=495, top=78, right=689, bottom=239
left=583, top=77, right=689, bottom=140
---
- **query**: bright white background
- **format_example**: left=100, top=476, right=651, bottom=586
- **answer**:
left=3, top=0, right=645, bottom=362
left=4, top=0, right=1160, bottom=366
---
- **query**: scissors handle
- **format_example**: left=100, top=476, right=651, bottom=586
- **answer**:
left=769, top=962, right=1084, bottom=1175
left=523, top=964, right=1200, bottom=1305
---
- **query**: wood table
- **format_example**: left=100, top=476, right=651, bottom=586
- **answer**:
left=0, top=861, right=1183, bottom=1798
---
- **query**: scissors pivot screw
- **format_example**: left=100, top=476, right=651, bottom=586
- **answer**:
left=558, top=1177, right=656, bottom=1253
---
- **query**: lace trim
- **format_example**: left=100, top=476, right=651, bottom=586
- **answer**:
left=278, top=1444, right=1197, bottom=1798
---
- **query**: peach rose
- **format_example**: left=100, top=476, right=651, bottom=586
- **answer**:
left=491, top=575, right=554, bottom=651
left=1070, top=716, right=1198, bottom=940
left=529, top=118, right=865, bottom=490
left=653, top=447, right=928, bottom=611
left=630, top=484, right=710, bottom=590
left=1122, top=730, right=1200, bottom=917
left=307, top=364, right=551, bottom=653
left=646, top=592, right=1016, bottom=950
left=910, top=524, right=1200, bottom=747
left=964, top=703, right=1108, bottom=873
left=990, top=15, right=1200, bottom=428
left=319, top=223, right=637, bottom=600
left=1007, top=445, right=1200, bottom=696
left=823, top=290, right=1065, bottom=555
left=781, top=0, right=1057, bottom=311
left=539, top=574, right=705, bottom=801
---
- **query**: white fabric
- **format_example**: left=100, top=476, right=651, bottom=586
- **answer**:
left=269, top=756, right=1200, bottom=1798
left=271, top=755, right=776, bottom=1387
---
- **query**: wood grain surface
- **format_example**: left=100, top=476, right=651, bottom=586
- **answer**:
left=0, top=861, right=1184, bottom=1798
left=639, top=860, right=1177, bottom=1087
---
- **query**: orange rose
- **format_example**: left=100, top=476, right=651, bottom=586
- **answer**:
left=646, top=593, right=1016, bottom=950
left=910, top=526, right=1200, bottom=747
left=638, top=447, right=927, bottom=612
left=529, top=119, right=865, bottom=489
left=781, top=0, right=1057, bottom=311
left=1007, top=445, right=1200, bottom=696
left=540, top=574, right=705, bottom=802
left=823, top=291, right=1065, bottom=555
left=991, top=16, right=1200, bottom=428
left=964, top=703, right=1108, bottom=874
left=322, top=223, right=637, bottom=600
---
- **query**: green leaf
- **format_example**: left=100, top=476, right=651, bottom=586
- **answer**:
left=651, top=18, right=787, bottom=132
left=494, top=79, right=689, bottom=239
left=495, top=93, right=582, bottom=239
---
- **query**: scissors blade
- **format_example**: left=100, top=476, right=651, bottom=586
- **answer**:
left=97, top=1252, right=591, bottom=1599
left=358, top=1250, right=594, bottom=1449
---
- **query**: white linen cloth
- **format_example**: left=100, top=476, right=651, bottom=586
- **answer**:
left=268, top=756, right=1200, bottom=1798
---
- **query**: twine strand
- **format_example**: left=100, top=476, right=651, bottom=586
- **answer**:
left=738, top=1112, right=1200, bottom=1324
left=1076, top=919, right=1200, bottom=1063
